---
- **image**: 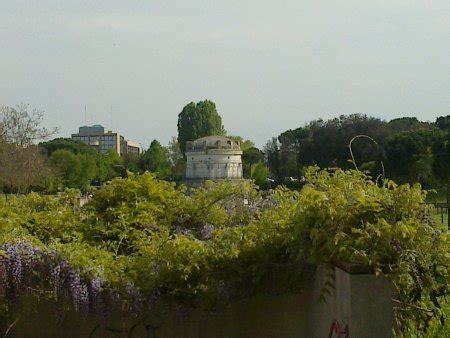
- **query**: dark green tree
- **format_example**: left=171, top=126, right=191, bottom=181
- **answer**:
left=278, top=127, right=310, bottom=182
left=49, top=149, right=97, bottom=190
left=167, top=137, right=185, bottom=182
left=264, top=138, right=283, bottom=184
left=302, top=115, right=386, bottom=169
left=122, top=153, right=141, bottom=173
left=140, top=140, right=171, bottom=179
left=384, top=130, right=439, bottom=187
left=436, top=115, right=450, bottom=131
left=242, top=147, right=264, bottom=179
left=267, top=114, right=389, bottom=183
left=387, top=117, right=434, bottom=133
left=177, top=100, right=226, bottom=154
left=250, top=162, right=270, bottom=189
left=39, top=138, right=96, bottom=157
left=96, top=149, right=122, bottom=182
left=264, top=114, right=450, bottom=189
left=41, top=138, right=123, bottom=185
left=432, top=131, right=450, bottom=182
left=227, top=135, right=255, bottom=151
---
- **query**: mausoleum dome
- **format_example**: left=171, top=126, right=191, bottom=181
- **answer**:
left=186, top=136, right=240, bottom=151
left=185, top=136, right=243, bottom=180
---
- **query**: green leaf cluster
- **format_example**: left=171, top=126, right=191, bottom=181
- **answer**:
left=177, top=100, right=226, bottom=154
left=0, top=168, right=447, bottom=335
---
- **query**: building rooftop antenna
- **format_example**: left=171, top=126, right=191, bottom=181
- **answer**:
left=110, top=104, right=113, bottom=130
left=84, top=106, right=87, bottom=126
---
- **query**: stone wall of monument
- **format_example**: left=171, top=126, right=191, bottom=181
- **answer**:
left=185, top=152, right=243, bottom=179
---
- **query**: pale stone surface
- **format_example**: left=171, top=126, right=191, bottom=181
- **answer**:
left=308, top=266, right=396, bottom=338
left=185, top=136, right=243, bottom=179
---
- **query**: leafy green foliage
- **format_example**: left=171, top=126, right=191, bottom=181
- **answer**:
left=436, top=116, right=450, bottom=131
left=140, top=140, right=172, bottom=179
left=242, top=146, right=264, bottom=178
left=384, top=130, right=441, bottom=188
left=250, top=162, right=270, bottom=189
left=264, top=137, right=283, bottom=184
left=268, top=114, right=450, bottom=190
left=39, top=138, right=97, bottom=157
left=0, top=168, right=447, bottom=335
left=177, top=100, right=226, bottom=154
left=387, top=117, right=434, bottom=133
left=165, top=136, right=186, bottom=182
left=96, top=149, right=122, bottom=181
left=432, top=131, right=450, bottom=182
left=278, top=127, right=310, bottom=181
left=293, top=168, right=448, bottom=333
left=227, top=136, right=255, bottom=151
left=49, top=149, right=97, bottom=190
left=44, top=140, right=123, bottom=190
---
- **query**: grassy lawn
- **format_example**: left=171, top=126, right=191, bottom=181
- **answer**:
left=432, top=210, right=449, bottom=228
left=427, top=197, right=449, bottom=337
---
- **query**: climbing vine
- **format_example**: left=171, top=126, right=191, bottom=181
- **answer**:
left=0, top=169, right=447, bottom=335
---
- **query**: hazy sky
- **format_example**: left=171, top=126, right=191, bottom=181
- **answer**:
left=1, top=1, right=449, bottom=148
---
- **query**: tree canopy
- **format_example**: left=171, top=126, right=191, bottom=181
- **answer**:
left=0, top=104, right=55, bottom=193
left=140, top=139, right=172, bottom=179
left=177, top=100, right=226, bottom=154
left=0, top=143, right=48, bottom=193
left=49, top=149, right=97, bottom=190
left=266, top=114, right=450, bottom=189
left=0, top=104, right=57, bottom=146
left=40, top=138, right=96, bottom=157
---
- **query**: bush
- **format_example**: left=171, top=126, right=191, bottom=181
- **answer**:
left=0, top=169, right=447, bottom=335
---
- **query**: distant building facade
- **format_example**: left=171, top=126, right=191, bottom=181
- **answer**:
left=185, top=136, right=243, bottom=179
left=71, top=125, right=141, bottom=156
left=125, top=140, right=141, bottom=156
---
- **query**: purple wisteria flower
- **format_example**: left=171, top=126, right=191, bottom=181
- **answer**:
left=67, top=268, right=90, bottom=309
left=89, top=276, right=102, bottom=300
left=198, top=223, right=214, bottom=240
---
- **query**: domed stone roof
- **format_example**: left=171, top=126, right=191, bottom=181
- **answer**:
left=186, top=136, right=240, bottom=151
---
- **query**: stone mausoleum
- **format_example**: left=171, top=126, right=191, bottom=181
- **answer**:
left=185, top=136, right=243, bottom=180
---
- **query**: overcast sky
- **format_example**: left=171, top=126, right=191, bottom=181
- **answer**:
left=1, top=1, right=449, bottom=148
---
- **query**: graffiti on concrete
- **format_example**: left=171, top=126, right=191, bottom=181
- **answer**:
left=328, top=319, right=349, bottom=338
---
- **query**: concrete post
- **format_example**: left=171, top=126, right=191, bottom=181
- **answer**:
left=335, top=266, right=396, bottom=338
left=309, top=265, right=397, bottom=338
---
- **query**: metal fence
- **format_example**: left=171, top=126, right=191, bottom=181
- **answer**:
left=429, top=202, right=449, bottom=228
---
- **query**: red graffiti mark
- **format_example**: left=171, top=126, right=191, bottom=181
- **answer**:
left=328, top=319, right=349, bottom=338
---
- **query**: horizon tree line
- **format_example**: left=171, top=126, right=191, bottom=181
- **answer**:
left=1, top=101, right=449, bottom=195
